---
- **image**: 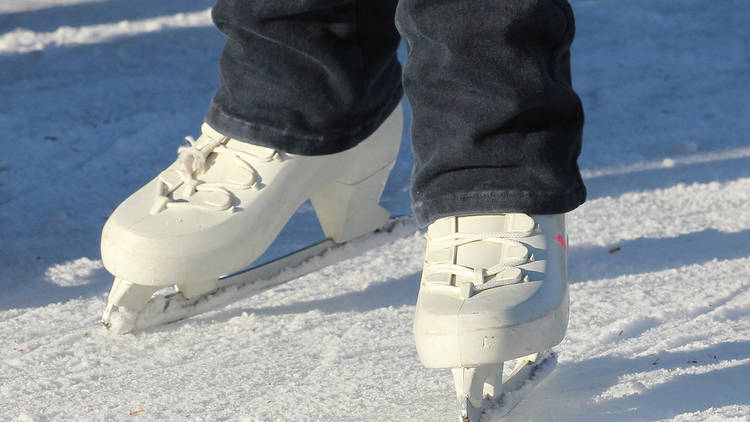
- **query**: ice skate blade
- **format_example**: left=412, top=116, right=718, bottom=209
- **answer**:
left=101, top=216, right=415, bottom=334
left=454, top=351, right=555, bottom=422
left=460, top=396, right=482, bottom=422
left=101, top=277, right=167, bottom=332
left=101, top=302, right=141, bottom=334
left=101, top=303, right=115, bottom=328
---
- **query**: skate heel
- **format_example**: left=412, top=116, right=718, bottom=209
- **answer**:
left=311, top=160, right=395, bottom=243
left=450, top=353, right=543, bottom=421
left=310, top=103, right=402, bottom=243
left=452, top=363, right=503, bottom=421
left=107, top=277, right=161, bottom=312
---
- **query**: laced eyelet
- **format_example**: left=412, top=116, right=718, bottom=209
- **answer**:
left=423, top=229, right=534, bottom=296
left=151, top=133, right=279, bottom=214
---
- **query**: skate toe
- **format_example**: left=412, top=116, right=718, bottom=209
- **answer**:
left=414, top=282, right=567, bottom=367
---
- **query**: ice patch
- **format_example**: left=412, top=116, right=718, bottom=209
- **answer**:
left=662, top=158, right=676, bottom=168
left=580, top=146, right=750, bottom=179
left=44, top=257, right=104, bottom=286
left=0, top=0, right=104, bottom=14
left=0, top=8, right=212, bottom=54
left=659, top=405, right=750, bottom=421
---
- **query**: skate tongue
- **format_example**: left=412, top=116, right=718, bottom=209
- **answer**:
left=455, top=214, right=535, bottom=235
left=454, top=242, right=527, bottom=277
left=225, top=139, right=278, bottom=159
left=200, top=123, right=278, bottom=159
left=424, top=215, right=533, bottom=287
left=454, top=215, right=532, bottom=282
left=427, top=214, right=535, bottom=238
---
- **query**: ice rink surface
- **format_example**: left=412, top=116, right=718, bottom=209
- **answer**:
left=1, top=0, right=749, bottom=420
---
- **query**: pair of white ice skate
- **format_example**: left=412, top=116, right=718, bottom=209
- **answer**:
left=100, top=105, right=568, bottom=421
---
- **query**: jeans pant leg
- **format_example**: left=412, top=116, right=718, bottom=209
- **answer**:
left=396, top=0, right=586, bottom=226
left=206, top=0, right=403, bottom=155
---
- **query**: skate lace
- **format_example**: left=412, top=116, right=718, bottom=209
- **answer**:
left=151, top=134, right=281, bottom=214
left=425, top=228, right=534, bottom=296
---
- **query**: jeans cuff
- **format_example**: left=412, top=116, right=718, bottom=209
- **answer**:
left=204, top=85, right=404, bottom=156
left=412, top=183, right=587, bottom=227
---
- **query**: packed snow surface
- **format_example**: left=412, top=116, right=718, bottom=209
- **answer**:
left=1, top=0, right=749, bottom=420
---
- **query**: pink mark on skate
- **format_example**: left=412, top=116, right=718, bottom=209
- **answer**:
left=553, top=236, right=568, bottom=252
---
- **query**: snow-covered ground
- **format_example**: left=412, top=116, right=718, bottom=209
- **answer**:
left=1, top=0, right=749, bottom=420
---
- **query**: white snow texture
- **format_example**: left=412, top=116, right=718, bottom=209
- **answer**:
left=1, top=0, right=749, bottom=421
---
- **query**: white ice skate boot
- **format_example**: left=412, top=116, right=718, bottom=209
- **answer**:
left=413, top=213, right=569, bottom=421
left=101, top=105, right=403, bottom=327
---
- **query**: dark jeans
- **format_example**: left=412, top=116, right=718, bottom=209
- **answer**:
left=205, top=0, right=586, bottom=227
